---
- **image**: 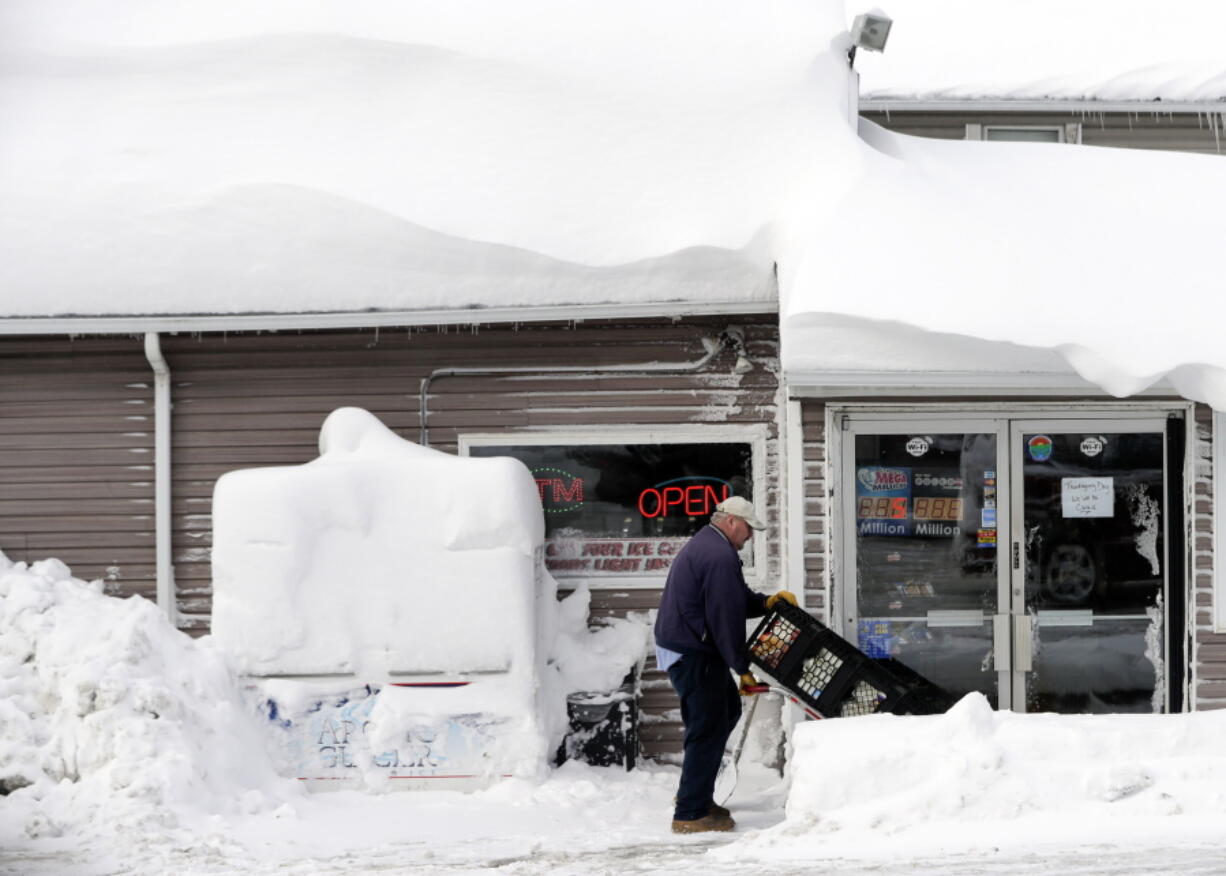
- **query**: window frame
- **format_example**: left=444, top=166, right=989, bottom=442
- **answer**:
left=966, top=123, right=1081, bottom=144
left=459, top=424, right=770, bottom=590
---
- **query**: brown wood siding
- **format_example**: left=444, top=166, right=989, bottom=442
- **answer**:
left=586, top=588, right=684, bottom=759
left=0, top=335, right=156, bottom=599
left=1193, top=404, right=1225, bottom=709
left=159, top=316, right=780, bottom=759
left=861, top=110, right=1226, bottom=156
left=800, top=401, right=828, bottom=622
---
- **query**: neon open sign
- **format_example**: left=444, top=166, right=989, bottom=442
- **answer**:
left=637, top=477, right=732, bottom=519
left=474, top=442, right=753, bottom=556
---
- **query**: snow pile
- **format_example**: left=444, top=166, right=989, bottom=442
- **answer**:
left=784, top=119, right=1226, bottom=408
left=0, top=0, right=845, bottom=314
left=550, top=584, right=649, bottom=695
left=213, top=408, right=655, bottom=787
left=721, top=693, right=1226, bottom=862
left=212, top=407, right=546, bottom=679
left=0, top=554, right=293, bottom=843
left=4, top=0, right=1225, bottom=406
left=857, top=0, right=1226, bottom=102
left=235, top=585, right=650, bottom=791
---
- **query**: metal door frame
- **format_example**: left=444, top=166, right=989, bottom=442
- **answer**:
left=836, top=415, right=1014, bottom=708
left=832, top=405, right=1189, bottom=714
left=1008, top=417, right=1171, bottom=713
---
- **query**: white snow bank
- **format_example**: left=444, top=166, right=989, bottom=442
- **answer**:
left=212, top=409, right=653, bottom=788
left=234, top=585, right=650, bottom=791
left=0, top=553, right=294, bottom=844
left=0, top=0, right=848, bottom=316
left=551, top=584, right=649, bottom=695
left=856, top=1, right=1226, bottom=102
left=720, top=693, right=1226, bottom=863
left=211, top=407, right=546, bottom=679
left=782, top=120, right=1226, bottom=408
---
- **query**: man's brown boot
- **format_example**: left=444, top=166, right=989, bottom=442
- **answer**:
left=672, top=796, right=732, bottom=819
left=671, top=813, right=735, bottom=834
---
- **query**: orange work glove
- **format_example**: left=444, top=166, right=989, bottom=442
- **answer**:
left=738, top=672, right=763, bottom=696
left=765, top=590, right=798, bottom=610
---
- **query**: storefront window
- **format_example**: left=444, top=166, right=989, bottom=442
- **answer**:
left=468, top=441, right=754, bottom=577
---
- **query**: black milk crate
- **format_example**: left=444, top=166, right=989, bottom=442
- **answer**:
left=746, top=600, right=822, bottom=681
left=873, top=657, right=957, bottom=715
left=747, top=601, right=951, bottom=719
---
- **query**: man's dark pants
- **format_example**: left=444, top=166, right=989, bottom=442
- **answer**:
left=667, top=652, right=742, bottom=821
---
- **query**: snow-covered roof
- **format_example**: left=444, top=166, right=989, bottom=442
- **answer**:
left=783, top=118, right=1226, bottom=406
left=857, top=1, right=1226, bottom=104
left=3, top=2, right=1226, bottom=408
left=0, top=0, right=835, bottom=319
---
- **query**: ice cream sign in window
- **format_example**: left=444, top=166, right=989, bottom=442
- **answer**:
left=469, top=442, right=754, bottom=576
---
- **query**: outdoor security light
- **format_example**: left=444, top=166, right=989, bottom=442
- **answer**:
left=851, top=11, right=892, bottom=53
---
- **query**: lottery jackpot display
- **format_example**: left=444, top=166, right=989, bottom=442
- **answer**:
left=855, top=466, right=966, bottom=537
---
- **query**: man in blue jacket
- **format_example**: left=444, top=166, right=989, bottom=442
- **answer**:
left=654, top=496, right=796, bottom=833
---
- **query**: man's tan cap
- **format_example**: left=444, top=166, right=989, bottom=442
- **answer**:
left=715, top=496, right=765, bottom=530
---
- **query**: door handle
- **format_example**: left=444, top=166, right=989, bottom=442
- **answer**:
left=1013, top=614, right=1034, bottom=673
left=993, top=614, right=1011, bottom=671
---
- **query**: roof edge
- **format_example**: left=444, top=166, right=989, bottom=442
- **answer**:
left=860, top=97, right=1226, bottom=114
left=0, top=298, right=778, bottom=336
left=785, top=368, right=1179, bottom=399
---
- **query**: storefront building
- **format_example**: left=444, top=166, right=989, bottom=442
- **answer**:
left=4, top=316, right=1226, bottom=763
left=4, top=5, right=1225, bottom=765
left=787, top=370, right=1222, bottom=718
left=0, top=312, right=783, bottom=760
left=835, top=18, right=1226, bottom=718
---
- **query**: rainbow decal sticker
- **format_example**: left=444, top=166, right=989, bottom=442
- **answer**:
left=1028, top=435, right=1054, bottom=462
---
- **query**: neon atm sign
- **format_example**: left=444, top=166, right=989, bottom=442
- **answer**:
left=637, top=477, right=732, bottom=519
left=532, top=467, right=586, bottom=513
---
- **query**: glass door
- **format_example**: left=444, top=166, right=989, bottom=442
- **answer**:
left=1009, top=421, right=1168, bottom=713
left=841, top=413, right=1175, bottom=715
left=843, top=422, right=1008, bottom=708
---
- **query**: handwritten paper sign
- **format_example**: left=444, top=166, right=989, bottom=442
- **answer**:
left=1061, top=477, right=1114, bottom=518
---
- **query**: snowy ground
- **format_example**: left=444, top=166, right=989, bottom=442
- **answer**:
left=4, top=548, right=1226, bottom=875
left=4, top=761, right=1225, bottom=875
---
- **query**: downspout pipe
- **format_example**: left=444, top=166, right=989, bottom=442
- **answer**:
left=419, top=327, right=748, bottom=447
left=143, top=332, right=175, bottom=625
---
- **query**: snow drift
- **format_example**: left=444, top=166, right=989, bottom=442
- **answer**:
left=211, top=407, right=546, bottom=679
left=211, top=408, right=650, bottom=788
left=5, top=0, right=1226, bottom=408
left=0, top=0, right=837, bottom=313
left=719, top=692, right=1226, bottom=863
left=0, top=554, right=293, bottom=844
left=856, top=0, right=1226, bottom=102
left=211, top=407, right=555, bottom=785
left=783, top=118, right=1226, bottom=408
